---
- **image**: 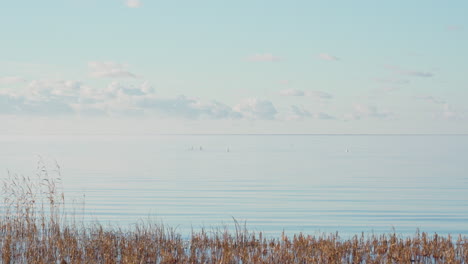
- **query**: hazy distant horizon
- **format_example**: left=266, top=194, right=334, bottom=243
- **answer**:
left=3, top=134, right=467, bottom=236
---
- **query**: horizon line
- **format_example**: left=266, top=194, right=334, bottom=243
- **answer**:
left=2, top=133, right=468, bottom=136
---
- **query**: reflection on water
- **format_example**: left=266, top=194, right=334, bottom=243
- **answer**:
left=1, top=135, right=468, bottom=236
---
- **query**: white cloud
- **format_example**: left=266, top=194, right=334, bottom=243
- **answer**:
left=306, top=91, right=333, bottom=100
left=0, top=95, right=24, bottom=114
left=345, top=104, right=391, bottom=120
left=287, top=105, right=312, bottom=120
left=279, top=89, right=333, bottom=99
left=279, top=89, right=305, bottom=96
left=0, top=79, right=77, bottom=115
left=0, top=76, right=26, bottom=85
left=4, top=79, right=84, bottom=102
left=0, top=79, right=153, bottom=116
left=318, top=53, right=339, bottom=61
left=106, top=81, right=146, bottom=96
left=246, top=53, right=282, bottom=62
left=286, top=106, right=335, bottom=121
left=414, top=95, right=446, bottom=105
left=442, top=104, right=456, bottom=119
left=343, top=113, right=361, bottom=121
left=404, top=71, right=434, bottom=78
left=439, top=104, right=466, bottom=120
left=233, top=98, right=277, bottom=120
left=135, top=95, right=241, bottom=119
left=412, top=96, right=465, bottom=120
left=125, top=0, right=142, bottom=8
left=374, top=78, right=410, bottom=85
left=373, top=78, right=409, bottom=93
left=0, top=78, right=243, bottom=120
left=385, top=65, right=434, bottom=78
left=314, top=112, right=335, bottom=120
left=446, top=25, right=463, bottom=31
left=140, top=81, right=155, bottom=94
left=192, top=100, right=242, bottom=119
left=0, top=79, right=284, bottom=120
left=88, top=61, right=137, bottom=78
left=374, top=87, right=400, bottom=93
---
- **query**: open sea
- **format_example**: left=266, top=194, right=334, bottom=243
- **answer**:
left=1, top=134, right=467, bottom=237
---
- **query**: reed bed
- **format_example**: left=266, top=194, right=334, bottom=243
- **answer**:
left=1, top=167, right=467, bottom=263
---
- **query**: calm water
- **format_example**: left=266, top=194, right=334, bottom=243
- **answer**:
left=1, top=135, right=467, bottom=237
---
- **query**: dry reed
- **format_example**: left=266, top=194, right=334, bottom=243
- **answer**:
left=1, top=166, right=467, bottom=263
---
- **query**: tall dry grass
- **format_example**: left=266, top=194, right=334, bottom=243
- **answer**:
left=1, top=166, right=467, bottom=263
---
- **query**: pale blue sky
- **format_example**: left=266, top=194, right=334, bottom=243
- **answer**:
left=1, top=0, right=467, bottom=134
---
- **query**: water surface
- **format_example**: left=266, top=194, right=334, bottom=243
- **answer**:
left=1, top=135, right=467, bottom=237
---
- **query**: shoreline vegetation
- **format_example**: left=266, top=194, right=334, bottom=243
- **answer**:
left=1, top=168, right=467, bottom=263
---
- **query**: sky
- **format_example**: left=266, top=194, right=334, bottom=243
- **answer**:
left=0, top=0, right=467, bottom=134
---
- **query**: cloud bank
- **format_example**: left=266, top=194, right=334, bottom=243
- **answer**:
left=0, top=79, right=281, bottom=120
